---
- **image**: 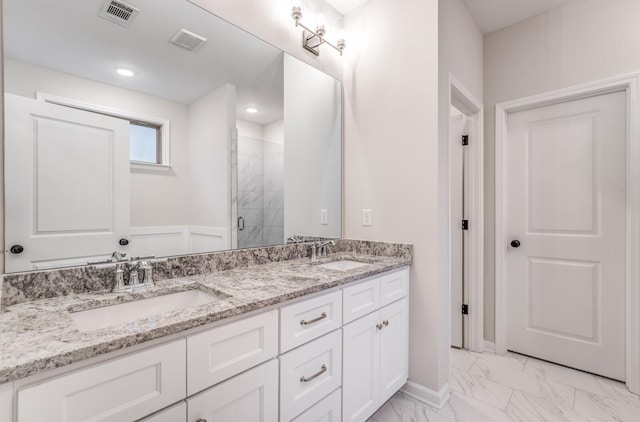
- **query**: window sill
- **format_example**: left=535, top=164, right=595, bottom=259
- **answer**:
left=130, top=161, right=172, bottom=172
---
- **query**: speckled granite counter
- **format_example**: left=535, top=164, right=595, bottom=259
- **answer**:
left=0, top=247, right=411, bottom=384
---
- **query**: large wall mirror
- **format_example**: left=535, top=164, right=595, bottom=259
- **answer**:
left=3, top=0, right=342, bottom=273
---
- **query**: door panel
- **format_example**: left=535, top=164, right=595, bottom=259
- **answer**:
left=5, top=94, right=130, bottom=272
left=379, top=299, right=408, bottom=404
left=506, top=91, right=626, bottom=380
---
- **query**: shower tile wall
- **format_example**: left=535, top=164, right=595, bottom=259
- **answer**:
left=237, top=137, right=284, bottom=248
left=263, top=142, right=284, bottom=245
left=238, top=137, right=264, bottom=248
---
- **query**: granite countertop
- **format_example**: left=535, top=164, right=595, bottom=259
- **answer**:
left=0, top=253, right=410, bottom=384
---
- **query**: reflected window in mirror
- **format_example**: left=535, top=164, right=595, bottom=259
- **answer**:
left=130, top=121, right=162, bottom=164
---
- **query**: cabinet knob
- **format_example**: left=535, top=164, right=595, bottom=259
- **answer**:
left=10, top=245, right=24, bottom=254
left=383, top=320, right=389, bottom=326
left=510, top=240, right=521, bottom=248
left=196, top=419, right=208, bottom=422
left=119, top=238, right=130, bottom=246
left=376, top=323, right=383, bottom=330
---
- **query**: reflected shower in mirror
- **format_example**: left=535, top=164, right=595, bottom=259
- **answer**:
left=2, top=0, right=342, bottom=273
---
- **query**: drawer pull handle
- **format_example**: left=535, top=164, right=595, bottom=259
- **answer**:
left=300, top=312, right=327, bottom=326
left=383, top=320, right=389, bottom=326
left=300, top=364, right=327, bottom=382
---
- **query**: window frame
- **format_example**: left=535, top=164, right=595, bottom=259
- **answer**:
left=36, top=92, right=172, bottom=171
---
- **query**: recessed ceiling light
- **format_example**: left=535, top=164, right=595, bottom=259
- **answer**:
left=116, top=68, right=135, bottom=77
left=246, top=107, right=258, bottom=113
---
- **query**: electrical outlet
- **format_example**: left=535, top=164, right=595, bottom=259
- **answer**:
left=362, top=209, right=372, bottom=226
left=320, top=209, right=328, bottom=225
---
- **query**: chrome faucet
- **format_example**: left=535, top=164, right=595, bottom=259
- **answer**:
left=309, top=242, right=319, bottom=262
left=317, top=240, right=336, bottom=257
left=111, top=255, right=159, bottom=293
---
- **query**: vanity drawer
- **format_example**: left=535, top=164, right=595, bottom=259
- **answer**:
left=342, top=277, right=381, bottom=323
left=17, top=340, right=186, bottom=422
left=138, top=402, right=186, bottom=422
left=187, top=309, right=278, bottom=395
left=380, top=267, right=409, bottom=306
left=279, top=330, right=342, bottom=422
left=291, top=388, right=341, bottom=422
left=280, top=290, right=342, bottom=353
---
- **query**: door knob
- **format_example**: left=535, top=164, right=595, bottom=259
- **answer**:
left=510, top=240, right=521, bottom=248
left=10, top=245, right=24, bottom=254
left=119, top=238, right=129, bottom=246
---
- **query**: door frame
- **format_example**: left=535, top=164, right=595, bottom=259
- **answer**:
left=495, top=73, right=640, bottom=393
left=448, top=74, right=484, bottom=352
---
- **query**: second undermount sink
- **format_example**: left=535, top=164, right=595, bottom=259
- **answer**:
left=317, top=260, right=370, bottom=272
left=69, top=289, right=224, bottom=332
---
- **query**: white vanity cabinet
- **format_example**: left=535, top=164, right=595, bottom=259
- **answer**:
left=3, top=266, right=410, bottom=422
left=187, top=359, right=279, bottom=422
left=342, top=268, right=409, bottom=422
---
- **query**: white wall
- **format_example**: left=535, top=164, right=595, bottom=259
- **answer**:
left=236, top=119, right=264, bottom=140
left=343, top=0, right=443, bottom=398
left=264, top=119, right=284, bottom=145
left=3, top=58, right=191, bottom=227
left=483, top=0, right=640, bottom=341
left=284, top=55, right=342, bottom=239
left=440, top=0, right=484, bottom=350
left=188, top=84, right=236, bottom=240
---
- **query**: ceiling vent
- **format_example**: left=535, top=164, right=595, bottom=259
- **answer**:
left=99, top=0, right=140, bottom=27
left=171, top=29, right=208, bottom=51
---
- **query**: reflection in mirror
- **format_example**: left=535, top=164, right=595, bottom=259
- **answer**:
left=3, top=0, right=342, bottom=273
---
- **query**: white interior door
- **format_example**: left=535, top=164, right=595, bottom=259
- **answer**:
left=451, top=107, right=465, bottom=348
left=5, top=94, right=130, bottom=272
left=506, top=91, right=626, bottom=380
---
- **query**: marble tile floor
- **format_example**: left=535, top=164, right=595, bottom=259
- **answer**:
left=368, top=348, right=640, bottom=422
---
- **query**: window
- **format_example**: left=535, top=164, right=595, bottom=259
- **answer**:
left=130, top=121, right=162, bottom=164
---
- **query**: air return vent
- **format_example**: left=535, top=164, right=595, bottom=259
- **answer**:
left=99, top=0, right=140, bottom=27
left=171, top=29, right=208, bottom=51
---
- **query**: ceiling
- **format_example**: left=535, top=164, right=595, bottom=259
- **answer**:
left=3, top=0, right=284, bottom=125
left=327, top=0, right=576, bottom=34
left=462, top=0, right=576, bottom=34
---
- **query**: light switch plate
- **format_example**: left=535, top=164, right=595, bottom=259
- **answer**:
left=362, top=209, right=372, bottom=226
left=320, top=209, right=328, bottom=225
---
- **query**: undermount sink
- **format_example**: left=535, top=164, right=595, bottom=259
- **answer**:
left=317, top=260, right=370, bottom=272
left=70, top=289, right=224, bottom=332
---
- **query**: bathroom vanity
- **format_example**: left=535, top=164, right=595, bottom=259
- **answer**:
left=0, top=241, right=411, bottom=422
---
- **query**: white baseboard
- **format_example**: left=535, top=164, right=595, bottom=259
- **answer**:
left=484, top=340, right=496, bottom=353
left=400, top=381, right=450, bottom=410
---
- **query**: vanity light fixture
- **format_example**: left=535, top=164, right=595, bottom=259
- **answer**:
left=116, top=67, right=135, bottom=77
left=246, top=107, right=258, bottom=113
left=291, top=2, right=346, bottom=56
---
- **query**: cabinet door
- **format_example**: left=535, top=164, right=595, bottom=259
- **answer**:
left=342, top=311, right=380, bottom=422
left=187, top=310, right=278, bottom=395
left=187, top=360, right=278, bottom=422
left=379, top=299, right=409, bottom=403
left=139, top=402, right=186, bottom=422
left=17, top=340, right=186, bottom=422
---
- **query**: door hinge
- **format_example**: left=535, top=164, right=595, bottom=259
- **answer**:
left=462, top=220, right=469, bottom=230
left=462, top=135, right=469, bottom=145
left=462, top=304, right=469, bottom=315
